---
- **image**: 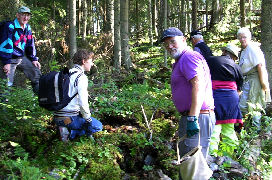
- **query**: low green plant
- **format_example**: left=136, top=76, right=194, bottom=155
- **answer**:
left=152, top=117, right=177, bottom=140
left=234, top=105, right=272, bottom=178
left=0, top=41, right=251, bottom=179
left=0, top=142, right=54, bottom=180
left=49, top=59, right=61, bottom=71
left=91, top=81, right=174, bottom=120
left=2, top=156, right=55, bottom=180
left=216, top=137, right=239, bottom=157
left=42, top=137, right=124, bottom=179
left=143, top=165, right=153, bottom=171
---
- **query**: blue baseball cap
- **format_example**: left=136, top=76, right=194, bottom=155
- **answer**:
left=18, top=6, right=32, bottom=14
left=161, top=27, right=184, bottom=42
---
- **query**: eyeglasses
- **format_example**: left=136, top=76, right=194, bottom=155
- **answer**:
left=162, top=39, right=177, bottom=48
left=238, top=35, right=247, bottom=40
left=20, top=13, right=31, bottom=18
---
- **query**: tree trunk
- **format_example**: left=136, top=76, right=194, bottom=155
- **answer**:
left=69, top=0, right=77, bottom=64
left=260, top=0, right=272, bottom=89
left=206, top=0, right=209, bottom=30
left=180, top=0, right=186, bottom=33
left=135, top=0, right=140, bottom=46
left=152, top=0, right=158, bottom=38
left=248, top=0, right=253, bottom=31
left=53, top=1, right=57, bottom=39
left=186, top=0, right=191, bottom=32
left=78, top=0, right=82, bottom=35
left=209, top=0, right=220, bottom=29
left=158, top=0, right=168, bottom=66
left=114, top=0, right=121, bottom=71
left=120, top=0, right=131, bottom=70
left=148, top=0, right=153, bottom=45
left=158, top=0, right=167, bottom=41
left=82, top=0, right=87, bottom=41
left=106, top=0, right=114, bottom=41
left=93, top=0, right=97, bottom=34
left=101, top=0, right=106, bottom=32
left=87, top=0, right=93, bottom=35
left=191, top=0, right=198, bottom=30
left=240, top=0, right=246, bottom=27
left=95, top=0, right=100, bottom=33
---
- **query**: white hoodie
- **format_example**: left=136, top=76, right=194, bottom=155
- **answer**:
left=54, top=64, right=91, bottom=121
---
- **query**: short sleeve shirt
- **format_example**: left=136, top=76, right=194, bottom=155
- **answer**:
left=239, top=42, right=266, bottom=74
left=171, top=49, right=214, bottom=112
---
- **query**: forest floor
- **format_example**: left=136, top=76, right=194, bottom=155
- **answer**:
left=0, top=42, right=271, bottom=179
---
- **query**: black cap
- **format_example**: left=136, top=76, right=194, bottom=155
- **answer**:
left=189, top=30, right=202, bottom=40
left=161, top=27, right=184, bottom=42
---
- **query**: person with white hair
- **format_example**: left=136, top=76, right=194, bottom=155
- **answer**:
left=206, top=44, right=243, bottom=155
left=190, top=30, right=213, bottom=60
left=237, top=27, right=271, bottom=130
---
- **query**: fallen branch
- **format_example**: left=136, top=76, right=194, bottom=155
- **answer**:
left=141, top=104, right=156, bottom=141
left=237, top=135, right=258, bottom=160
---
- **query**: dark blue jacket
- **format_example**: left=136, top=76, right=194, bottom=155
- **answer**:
left=195, top=41, right=213, bottom=60
left=0, top=18, right=38, bottom=65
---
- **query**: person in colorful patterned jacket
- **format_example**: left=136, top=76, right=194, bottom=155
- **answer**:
left=0, top=6, right=41, bottom=94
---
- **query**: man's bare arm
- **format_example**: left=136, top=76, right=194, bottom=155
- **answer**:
left=189, top=75, right=205, bottom=117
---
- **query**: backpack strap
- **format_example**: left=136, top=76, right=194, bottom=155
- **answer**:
left=66, top=72, right=83, bottom=105
left=68, top=71, right=84, bottom=100
left=74, top=73, right=83, bottom=87
left=55, top=70, right=83, bottom=103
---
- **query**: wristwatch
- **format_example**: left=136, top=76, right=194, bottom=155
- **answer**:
left=187, top=116, right=197, bottom=121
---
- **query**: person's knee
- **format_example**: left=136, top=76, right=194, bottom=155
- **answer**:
left=31, top=82, right=39, bottom=95
left=90, top=117, right=103, bottom=132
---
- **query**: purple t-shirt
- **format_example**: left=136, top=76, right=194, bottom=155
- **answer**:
left=171, top=49, right=214, bottom=112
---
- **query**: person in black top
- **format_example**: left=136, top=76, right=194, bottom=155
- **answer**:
left=190, top=30, right=213, bottom=60
left=207, top=44, right=243, bottom=156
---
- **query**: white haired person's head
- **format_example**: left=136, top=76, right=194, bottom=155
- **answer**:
left=190, top=30, right=203, bottom=46
left=237, top=27, right=252, bottom=40
left=237, top=27, right=251, bottom=48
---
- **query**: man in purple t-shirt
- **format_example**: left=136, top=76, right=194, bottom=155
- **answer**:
left=161, top=27, right=215, bottom=159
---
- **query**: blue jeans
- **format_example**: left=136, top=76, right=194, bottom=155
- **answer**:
left=54, top=116, right=103, bottom=140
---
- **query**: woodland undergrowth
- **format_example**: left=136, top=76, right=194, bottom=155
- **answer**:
left=0, top=41, right=271, bottom=179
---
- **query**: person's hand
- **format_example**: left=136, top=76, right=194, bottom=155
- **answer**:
left=261, top=82, right=268, bottom=91
left=186, top=116, right=199, bottom=137
left=3, top=64, right=10, bottom=75
left=84, top=117, right=92, bottom=126
left=32, top=61, right=41, bottom=69
left=234, top=123, right=242, bottom=133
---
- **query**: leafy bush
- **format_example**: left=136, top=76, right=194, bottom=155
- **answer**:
left=90, top=80, right=175, bottom=121
left=40, top=137, right=123, bottom=179
left=0, top=141, right=54, bottom=180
